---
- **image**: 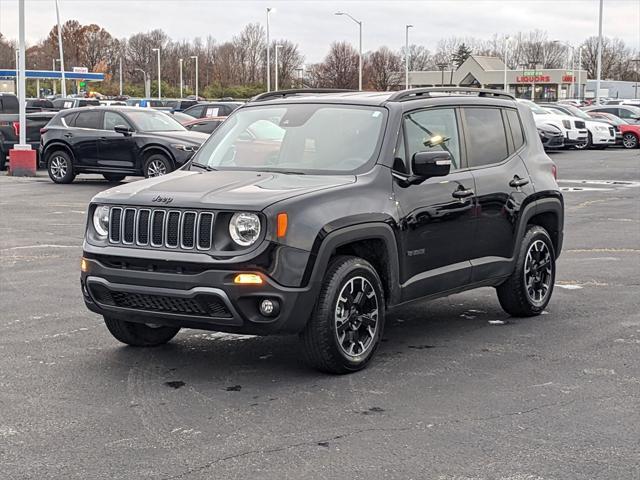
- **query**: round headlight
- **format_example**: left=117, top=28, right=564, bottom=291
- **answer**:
left=229, top=212, right=261, bottom=247
left=93, top=205, right=110, bottom=237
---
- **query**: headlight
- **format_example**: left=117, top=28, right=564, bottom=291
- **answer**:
left=171, top=143, right=197, bottom=152
left=229, top=212, right=261, bottom=247
left=93, top=205, right=110, bottom=237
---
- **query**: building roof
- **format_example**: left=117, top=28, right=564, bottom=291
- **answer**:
left=470, top=56, right=506, bottom=71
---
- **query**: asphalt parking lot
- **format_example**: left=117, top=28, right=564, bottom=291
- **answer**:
left=1, top=148, right=639, bottom=479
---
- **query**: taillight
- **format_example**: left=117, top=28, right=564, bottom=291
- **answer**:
left=12, top=122, right=19, bottom=137
left=551, top=164, right=558, bottom=180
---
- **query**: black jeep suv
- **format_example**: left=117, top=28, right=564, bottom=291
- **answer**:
left=81, top=88, right=564, bottom=374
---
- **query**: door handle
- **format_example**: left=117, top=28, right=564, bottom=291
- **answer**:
left=509, top=175, right=530, bottom=188
left=452, top=188, right=474, bottom=199
left=63, top=133, right=73, bottom=138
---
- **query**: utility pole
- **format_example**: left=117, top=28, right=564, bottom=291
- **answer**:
left=55, top=0, right=66, bottom=97
left=595, top=0, right=604, bottom=104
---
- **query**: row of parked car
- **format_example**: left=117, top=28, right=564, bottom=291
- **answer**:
left=522, top=99, right=640, bottom=150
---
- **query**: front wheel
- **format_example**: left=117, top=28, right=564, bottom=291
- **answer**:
left=47, top=150, right=76, bottom=184
left=300, top=256, right=385, bottom=374
left=104, top=316, right=180, bottom=347
left=574, top=132, right=591, bottom=150
left=497, top=225, right=556, bottom=317
left=144, top=154, right=173, bottom=178
left=622, top=132, right=638, bottom=149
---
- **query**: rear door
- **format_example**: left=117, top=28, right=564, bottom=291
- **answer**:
left=464, top=106, right=535, bottom=281
left=68, top=110, right=103, bottom=168
left=97, top=111, right=137, bottom=171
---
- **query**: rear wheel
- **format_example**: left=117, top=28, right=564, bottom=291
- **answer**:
left=47, top=150, right=76, bottom=184
left=300, top=256, right=385, bottom=374
left=104, top=316, right=180, bottom=347
left=103, top=173, right=126, bottom=183
left=622, top=132, right=638, bottom=149
left=144, top=154, right=173, bottom=178
left=497, top=225, right=556, bottom=317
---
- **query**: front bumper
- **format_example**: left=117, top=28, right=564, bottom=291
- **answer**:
left=591, top=129, right=617, bottom=145
left=81, top=255, right=319, bottom=335
left=564, top=129, right=588, bottom=145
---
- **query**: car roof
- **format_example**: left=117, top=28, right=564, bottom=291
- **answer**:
left=57, top=105, right=162, bottom=114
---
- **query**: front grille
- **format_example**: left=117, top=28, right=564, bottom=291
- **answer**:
left=109, top=207, right=213, bottom=251
left=90, top=284, right=232, bottom=318
left=574, top=120, right=586, bottom=129
left=609, top=127, right=615, bottom=136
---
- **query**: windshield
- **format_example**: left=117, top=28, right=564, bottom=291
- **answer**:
left=128, top=110, right=186, bottom=132
left=561, top=105, right=591, bottom=119
left=190, top=104, right=387, bottom=174
left=519, top=99, right=549, bottom=115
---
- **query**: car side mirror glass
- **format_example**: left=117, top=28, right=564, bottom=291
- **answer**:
left=411, top=151, right=452, bottom=179
left=114, top=125, right=134, bottom=136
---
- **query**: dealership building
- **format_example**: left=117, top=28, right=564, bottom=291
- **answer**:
left=408, top=55, right=587, bottom=101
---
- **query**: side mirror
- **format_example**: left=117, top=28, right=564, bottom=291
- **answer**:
left=412, top=151, right=452, bottom=179
left=114, top=125, right=134, bottom=136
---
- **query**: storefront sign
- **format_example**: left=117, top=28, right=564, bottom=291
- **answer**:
left=562, top=75, right=576, bottom=82
left=516, top=75, right=551, bottom=83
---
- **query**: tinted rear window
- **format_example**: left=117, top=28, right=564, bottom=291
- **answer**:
left=78, top=99, right=100, bottom=107
left=464, top=108, right=509, bottom=167
left=74, top=111, right=102, bottom=129
left=505, top=109, right=525, bottom=150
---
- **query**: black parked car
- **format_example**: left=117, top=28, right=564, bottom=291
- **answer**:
left=163, top=99, right=199, bottom=112
left=81, top=88, right=563, bottom=374
left=183, top=101, right=243, bottom=118
left=40, top=106, right=208, bottom=183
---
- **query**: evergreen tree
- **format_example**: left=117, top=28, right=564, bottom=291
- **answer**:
left=452, top=43, right=472, bottom=68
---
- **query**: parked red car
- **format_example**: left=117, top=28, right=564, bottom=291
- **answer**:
left=587, top=111, right=640, bottom=149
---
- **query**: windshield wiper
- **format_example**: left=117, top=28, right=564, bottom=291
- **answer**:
left=260, top=168, right=306, bottom=175
left=191, top=162, right=217, bottom=171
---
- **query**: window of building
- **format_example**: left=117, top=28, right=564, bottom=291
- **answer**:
left=464, top=107, right=509, bottom=167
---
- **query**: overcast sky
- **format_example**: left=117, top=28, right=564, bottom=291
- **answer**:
left=1, top=0, right=638, bottom=63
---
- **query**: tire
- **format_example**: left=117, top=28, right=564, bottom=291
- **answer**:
left=300, top=255, right=385, bottom=374
left=47, top=150, right=76, bottom=184
left=104, top=316, right=180, bottom=347
left=143, top=153, right=173, bottom=178
left=622, top=132, right=638, bottom=149
left=497, top=225, right=556, bottom=317
left=103, top=173, right=126, bottom=183
left=574, top=132, right=591, bottom=150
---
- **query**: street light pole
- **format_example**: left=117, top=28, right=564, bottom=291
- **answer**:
left=595, top=0, right=604, bottom=105
left=266, top=7, right=272, bottom=92
left=335, top=12, right=362, bottom=90
left=119, top=57, right=123, bottom=96
left=179, top=58, right=183, bottom=98
left=503, top=36, right=511, bottom=92
left=54, top=0, right=66, bottom=97
left=190, top=55, right=199, bottom=99
left=18, top=0, right=26, bottom=146
left=152, top=48, right=161, bottom=99
left=577, top=46, right=583, bottom=100
left=405, top=25, right=413, bottom=89
left=274, top=45, right=282, bottom=91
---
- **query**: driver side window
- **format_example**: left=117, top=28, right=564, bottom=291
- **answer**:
left=404, top=108, right=461, bottom=171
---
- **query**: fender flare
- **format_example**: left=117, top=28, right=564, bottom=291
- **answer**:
left=140, top=145, right=176, bottom=166
left=42, top=141, right=76, bottom=167
left=514, top=194, right=564, bottom=258
left=302, top=222, right=402, bottom=305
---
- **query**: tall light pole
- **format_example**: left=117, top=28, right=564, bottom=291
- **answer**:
left=54, top=0, right=66, bottom=97
left=152, top=48, right=161, bottom=99
left=190, top=55, right=199, bottom=99
left=179, top=58, right=183, bottom=98
left=274, top=44, right=283, bottom=91
left=503, top=36, right=511, bottom=92
left=335, top=11, right=362, bottom=90
left=595, top=0, right=604, bottom=105
left=119, top=57, right=123, bottom=96
left=577, top=46, right=584, bottom=101
left=18, top=0, right=26, bottom=146
left=405, top=25, right=413, bottom=89
left=266, top=7, right=273, bottom=92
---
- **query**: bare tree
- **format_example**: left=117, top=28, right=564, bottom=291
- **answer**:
left=365, top=47, right=402, bottom=91
left=271, top=39, right=304, bottom=89
left=308, top=41, right=359, bottom=89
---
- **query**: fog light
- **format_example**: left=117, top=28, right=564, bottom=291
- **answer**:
left=234, top=273, right=263, bottom=284
left=259, top=298, right=280, bottom=317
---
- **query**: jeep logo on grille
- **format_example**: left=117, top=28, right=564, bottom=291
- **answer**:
left=152, top=195, right=173, bottom=204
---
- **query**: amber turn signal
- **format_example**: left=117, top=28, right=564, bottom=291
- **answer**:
left=277, top=213, right=288, bottom=238
left=80, top=257, right=89, bottom=273
left=234, top=273, right=263, bottom=285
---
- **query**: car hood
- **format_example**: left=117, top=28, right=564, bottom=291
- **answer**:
left=142, top=130, right=209, bottom=145
left=92, top=169, right=356, bottom=210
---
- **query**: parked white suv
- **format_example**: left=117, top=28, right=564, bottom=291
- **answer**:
left=542, top=104, right=616, bottom=149
left=518, top=99, right=588, bottom=147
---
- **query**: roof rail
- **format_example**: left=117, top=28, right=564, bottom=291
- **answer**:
left=249, top=88, right=357, bottom=102
left=387, top=87, right=515, bottom=102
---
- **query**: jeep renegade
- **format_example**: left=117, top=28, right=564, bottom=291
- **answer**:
left=81, top=88, right=564, bottom=374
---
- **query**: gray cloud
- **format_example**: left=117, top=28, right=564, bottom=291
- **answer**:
left=1, top=0, right=638, bottom=64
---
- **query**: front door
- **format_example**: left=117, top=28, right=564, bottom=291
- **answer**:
left=98, top=111, right=137, bottom=170
left=393, top=107, right=477, bottom=301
